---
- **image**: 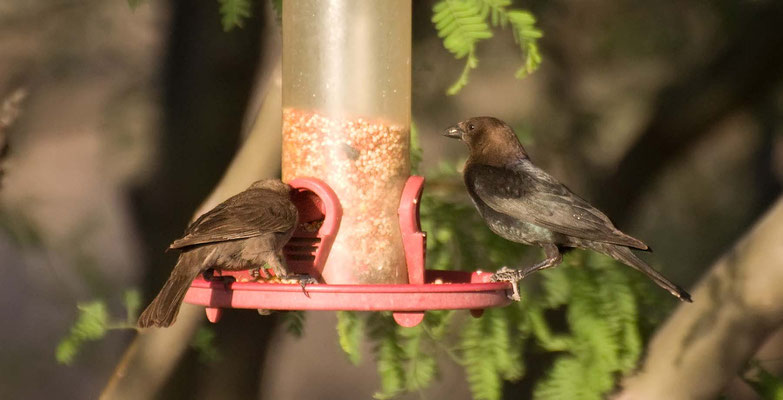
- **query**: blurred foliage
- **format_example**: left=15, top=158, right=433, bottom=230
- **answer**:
left=126, top=0, right=149, bottom=11
left=191, top=326, right=222, bottom=363
left=432, top=0, right=542, bottom=94
left=209, top=0, right=543, bottom=91
left=410, top=121, right=423, bottom=175
left=0, top=207, right=44, bottom=248
left=56, top=288, right=226, bottom=366
left=337, top=311, right=364, bottom=365
left=56, top=301, right=109, bottom=365
left=743, top=361, right=783, bottom=400
left=331, top=127, right=659, bottom=400
left=281, top=310, right=306, bottom=338
left=218, top=0, right=253, bottom=31
left=56, top=289, right=141, bottom=365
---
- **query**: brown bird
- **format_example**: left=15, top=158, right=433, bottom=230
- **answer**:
left=444, top=116, right=691, bottom=302
left=138, top=179, right=304, bottom=328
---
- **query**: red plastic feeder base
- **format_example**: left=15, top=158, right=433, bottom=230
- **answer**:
left=184, top=176, right=513, bottom=327
left=184, top=270, right=511, bottom=327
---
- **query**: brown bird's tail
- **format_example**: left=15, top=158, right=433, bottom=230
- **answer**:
left=597, top=243, right=692, bottom=302
left=138, top=259, right=200, bottom=328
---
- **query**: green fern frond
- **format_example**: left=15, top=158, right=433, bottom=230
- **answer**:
left=433, top=0, right=543, bottom=93
left=478, top=0, right=511, bottom=27
left=56, top=289, right=146, bottom=366
left=55, top=301, right=109, bottom=365
left=218, top=0, right=252, bottom=31
left=540, top=265, right=571, bottom=308
left=526, top=305, right=571, bottom=352
left=743, top=361, right=783, bottom=400
left=534, top=356, right=593, bottom=400
left=532, top=256, right=642, bottom=399
left=337, top=311, right=364, bottom=365
left=369, top=314, right=406, bottom=399
left=432, top=0, right=493, bottom=95
left=508, top=10, right=543, bottom=78
left=461, top=308, right=524, bottom=400
left=400, top=325, right=438, bottom=392
left=281, top=310, right=307, bottom=338
left=462, top=314, right=503, bottom=400
left=425, top=310, right=455, bottom=340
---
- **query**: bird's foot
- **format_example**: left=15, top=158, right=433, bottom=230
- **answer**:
left=202, top=268, right=235, bottom=289
left=202, top=268, right=215, bottom=281
left=490, top=266, right=525, bottom=301
left=249, top=267, right=272, bottom=281
left=280, top=274, right=318, bottom=297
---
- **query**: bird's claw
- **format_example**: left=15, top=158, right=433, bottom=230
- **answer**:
left=490, top=266, right=524, bottom=301
left=201, top=268, right=236, bottom=289
left=250, top=267, right=272, bottom=280
left=281, top=274, right=318, bottom=297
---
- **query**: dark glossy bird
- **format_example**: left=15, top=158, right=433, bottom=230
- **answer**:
left=443, top=116, right=691, bottom=302
left=138, top=179, right=303, bottom=328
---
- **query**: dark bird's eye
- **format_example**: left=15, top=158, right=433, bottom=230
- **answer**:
left=468, top=124, right=475, bottom=131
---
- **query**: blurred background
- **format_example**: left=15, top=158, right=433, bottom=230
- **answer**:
left=1, top=0, right=782, bottom=399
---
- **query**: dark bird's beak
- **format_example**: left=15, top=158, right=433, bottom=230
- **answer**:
left=443, top=124, right=465, bottom=140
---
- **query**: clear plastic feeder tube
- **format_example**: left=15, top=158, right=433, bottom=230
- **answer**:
left=282, top=0, right=411, bottom=284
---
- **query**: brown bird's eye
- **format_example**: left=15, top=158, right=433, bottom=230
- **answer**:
left=468, top=124, right=475, bottom=131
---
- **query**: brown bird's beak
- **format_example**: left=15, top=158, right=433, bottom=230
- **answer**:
left=443, top=124, right=465, bottom=140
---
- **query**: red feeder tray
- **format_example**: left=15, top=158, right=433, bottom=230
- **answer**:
left=183, top=176, right=513, bottom=327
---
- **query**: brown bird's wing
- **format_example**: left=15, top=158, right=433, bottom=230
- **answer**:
left=169, top=188, right=298, bottom=249
left=465, top=162, right=648, bottom=249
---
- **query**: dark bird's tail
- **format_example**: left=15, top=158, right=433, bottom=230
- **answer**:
left=138, top=259, right=200, bottom=328
left=597, top=243, right=692, bottom=302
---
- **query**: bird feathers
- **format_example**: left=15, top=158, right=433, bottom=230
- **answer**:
left=465, top=162, right=648, bottom=250
left=169, top=187, right=298, bottom=249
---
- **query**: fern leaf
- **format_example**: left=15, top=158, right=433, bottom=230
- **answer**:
left=462, top=308, right=524, bottom=400
left=507, top=10, right=543, bottom=78
left=526, top=305, right=571, bottom=352
left=534, top=356, right=592, bottom=400
left=55, top=301, right=109, bottom=365
left=425, top=310, right=455, bottom=340
left=743, top=361, right=783, bottom=400
left=369, top=314, right=406, bottom=399
left=462, top=313, right=503, bottom=400
left=432, top=0, right=493, bottom=95
left=337, top=311, right=364, bottom=365
left=478, top=0, right=511, bottom=27
left=400, top=325, right=438, bottom=392
left=218, top=0, right=252, bottom=31
left=541, top=266, right=571, bottom=308
left=281, top=310, right=307, bottom=338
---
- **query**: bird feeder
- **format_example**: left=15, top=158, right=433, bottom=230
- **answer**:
left=183, top=0, right=512, bottom=327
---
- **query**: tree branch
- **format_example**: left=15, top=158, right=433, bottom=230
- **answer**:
left=614, top=196, right=783, bottom=400
left=100, top=58, right=282, bottom=400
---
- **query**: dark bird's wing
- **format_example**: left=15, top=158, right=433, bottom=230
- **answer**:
left=465, top=161, right=648, bottom=249
left=169, top=189, right=298, bottom=249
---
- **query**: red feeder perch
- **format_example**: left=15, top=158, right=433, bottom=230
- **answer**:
left=184, top=176, right=512, bottom=327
